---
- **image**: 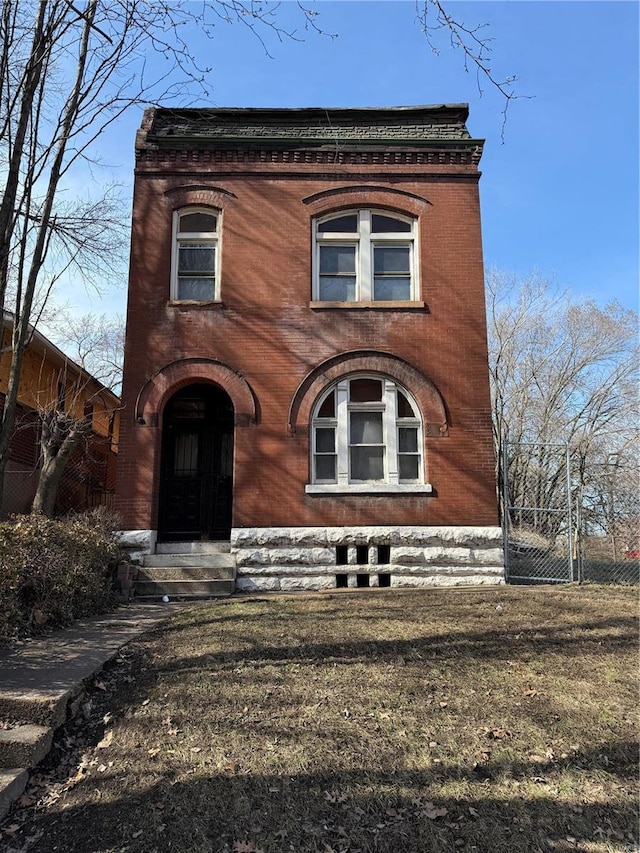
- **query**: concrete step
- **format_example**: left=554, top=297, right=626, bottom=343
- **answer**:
left=137, top=565, right=235, bottom=582
left=0, top=725, right=53, bottom=769
left=155, top=541, right=230, bottom=555
left=142, top=553, right=236, bottom=570
left=0, top=688, right=70, bottom=728
left=135, top=579, right=235, bottom=598
left=0, top=768, right=28, bottom=820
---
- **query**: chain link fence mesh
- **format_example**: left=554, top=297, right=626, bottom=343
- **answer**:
left=503, top=440, right=638, bottom=585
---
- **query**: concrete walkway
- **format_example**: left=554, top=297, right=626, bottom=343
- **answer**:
left=0, top=603, right=182, bottom=820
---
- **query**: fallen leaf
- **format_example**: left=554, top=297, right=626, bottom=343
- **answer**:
left=95, top=681, right=107, bottom=692
left=233, top=842, right=261, bottom=853
left=132, top=829, right=143, bottom=839
left=423, top=802, right=448, bottom=819
left=148, top=747, right=161, bottom=757
left=487, top=728, right=511, bottom=740
left=523, top=688, right=539, bottom=698
left=141, top=699, right=150, bottom=707
left=468, top=806, right=479, bottom=817
left=439, top=701, right=448, bottom=708
left=97, top=764, right=107, bottom=773
left=96, top=731, right=114, bottom=750
left=324, top=791, right=347, bottom=804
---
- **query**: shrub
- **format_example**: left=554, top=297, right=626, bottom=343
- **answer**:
left=0, top=508, right=123, bottom=645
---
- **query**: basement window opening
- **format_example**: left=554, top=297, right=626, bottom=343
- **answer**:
left=335, top=574, right=349, bottom=588
left=377, top=545, right=390, bottom=564
left=356, top=545, right=368, bottom=565
left=336, top=546, right=349, bottom=565
left=356, top=573, right=370, bottom=588
left=378, top=573, right=391, bottom=588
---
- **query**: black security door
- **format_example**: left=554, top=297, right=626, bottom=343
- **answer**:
left=159, top=384, right=234, bottom=541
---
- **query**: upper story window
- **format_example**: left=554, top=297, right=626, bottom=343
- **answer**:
left=171, top=208, right=220, bottom=301
left=313, top=209, right=418, bottom=303
left=306, top=375, right=432, bottom=494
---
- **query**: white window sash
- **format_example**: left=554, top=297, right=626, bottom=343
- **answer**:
left=311, top=376, right=426, bottom=489
left=171, top=209, right=220, bottom=301
left=313, top=209, right=418, bottom=302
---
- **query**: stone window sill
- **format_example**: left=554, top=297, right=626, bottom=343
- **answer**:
left=305, top=483, right=433, bottom=495
left=167, top=300, right=225, bottom=310
left=309, top=300, right=426, bottom=310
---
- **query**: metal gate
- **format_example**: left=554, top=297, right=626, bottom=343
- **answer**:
left=502, top=440, right=576, bottom=584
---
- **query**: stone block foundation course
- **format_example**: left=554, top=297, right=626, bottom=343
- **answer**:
left=232, top=526, right=504, bottom=592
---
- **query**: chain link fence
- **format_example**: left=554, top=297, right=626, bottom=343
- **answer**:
left=503, top=440, right=639, bottom=585
left=502, top=441, right=575, bottom=583
left=1, top=441, right=116, bottom=520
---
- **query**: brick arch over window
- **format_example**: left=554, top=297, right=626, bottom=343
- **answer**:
left=288, top=351, right=448, bottom=437
left=302, top=186, right=430, bottom=217
left=135, top=358, right=257, bottom=427
left=164, top=184, right=237, bottom=211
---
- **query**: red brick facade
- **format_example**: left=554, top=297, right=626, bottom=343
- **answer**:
left=116, top=106, right=498, bottom=539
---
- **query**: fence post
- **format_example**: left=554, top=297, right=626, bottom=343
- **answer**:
left=502, top=439, right=510, bottom=582
left=565, top=444, right=576, bottom=581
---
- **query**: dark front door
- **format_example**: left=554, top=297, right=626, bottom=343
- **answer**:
left=159, top=384, right=234, bottom=541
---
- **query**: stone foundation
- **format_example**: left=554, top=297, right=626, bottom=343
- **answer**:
left=116, top=529, right=157, bottom=563
left=232, top=526, right=504, bottom=591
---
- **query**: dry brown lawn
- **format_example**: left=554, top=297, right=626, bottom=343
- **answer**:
left=1, top=585, right=638, bottom=853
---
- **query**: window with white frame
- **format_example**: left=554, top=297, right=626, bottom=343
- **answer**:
left=171, top=208, right=220, bottom=301
left=307, top=375, right=431, bottom=493
left=313, top=209, right=418, bottom=303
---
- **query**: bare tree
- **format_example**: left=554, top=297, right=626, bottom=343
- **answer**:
left=486, top=269, right=639, bottom=548
left=45, top=311, right=124, bottom=394
left=28, top=311, right=123, bottom=516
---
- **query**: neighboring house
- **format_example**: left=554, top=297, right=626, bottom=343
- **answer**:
left=0, top=314, right=119, bottom=517
left=116, top=104, right=504, bottom=591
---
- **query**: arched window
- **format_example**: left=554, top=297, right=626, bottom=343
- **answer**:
left=171, top=208, right=220, bottom=301
left=312, top=209, right=418, bottom=303
left=307, top=375, right=432, bottom=494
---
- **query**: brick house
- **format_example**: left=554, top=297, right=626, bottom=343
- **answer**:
left=116, top=105, right=503, bottom=592
left=0, top=314, right=119, bottom=517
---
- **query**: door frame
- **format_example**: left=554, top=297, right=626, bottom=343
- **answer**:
left=157, top=383, right=234, bottom=542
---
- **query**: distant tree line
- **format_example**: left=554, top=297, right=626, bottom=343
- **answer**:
left=487, top=270, right=639, bottom=561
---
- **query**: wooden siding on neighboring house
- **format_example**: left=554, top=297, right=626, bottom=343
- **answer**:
left=0, top=320, right=120, bottom=517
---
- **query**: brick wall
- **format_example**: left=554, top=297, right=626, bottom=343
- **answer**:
left=116, top=138, right=498, bottom=532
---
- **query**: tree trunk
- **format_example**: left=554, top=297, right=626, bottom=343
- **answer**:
left=31, top=414, right=86, bottom=517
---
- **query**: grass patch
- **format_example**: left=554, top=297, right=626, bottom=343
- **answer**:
left=2, top=585, right=638, bottom=852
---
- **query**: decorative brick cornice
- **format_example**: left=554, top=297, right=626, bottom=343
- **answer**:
left=136, top=146, right=483, bottom=168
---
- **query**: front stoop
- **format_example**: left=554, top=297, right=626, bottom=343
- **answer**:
left=134, top=541, right=236, bottom=600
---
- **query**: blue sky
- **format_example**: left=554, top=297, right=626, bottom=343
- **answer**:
left=88, top=1, right=639, bottom=316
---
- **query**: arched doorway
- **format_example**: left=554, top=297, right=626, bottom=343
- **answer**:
left=158, top=384, right=234, bottom=541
